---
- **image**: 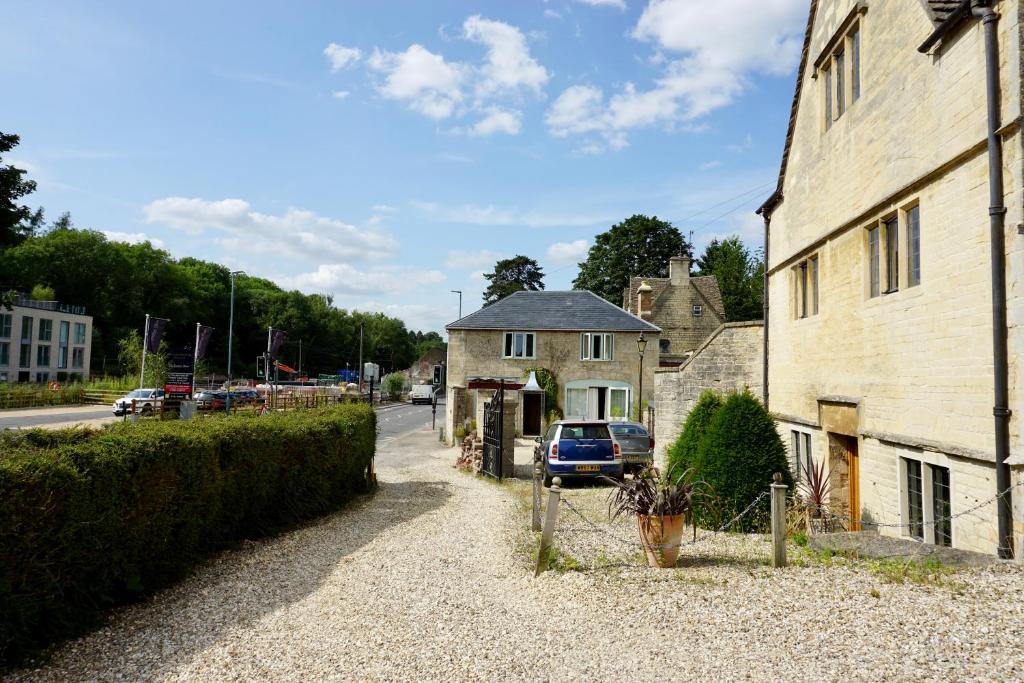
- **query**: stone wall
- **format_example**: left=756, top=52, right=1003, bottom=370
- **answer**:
left=653, top=322, right=764, bottom=465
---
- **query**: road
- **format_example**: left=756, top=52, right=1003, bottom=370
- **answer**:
left=377, top=401, right=445, bottom=440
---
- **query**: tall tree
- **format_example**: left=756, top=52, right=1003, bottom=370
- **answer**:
left=573, top=214, right=691, bottom=302
left=695, top=236, right=764, bottom=322
left=0, top=132, right=39, bottom=249
left=482, top=255, right=545, bottom=306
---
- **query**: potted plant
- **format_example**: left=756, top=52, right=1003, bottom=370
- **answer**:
left=605, top=467, right=701, bottom=568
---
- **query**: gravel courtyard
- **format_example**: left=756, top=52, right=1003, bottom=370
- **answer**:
left=8, top=427, right=1024, bottom=682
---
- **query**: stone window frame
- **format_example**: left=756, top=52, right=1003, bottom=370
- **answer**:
left=815, top=4, right=866, bottom=133
left=792, top=253, right=820, bottom=319
left=501, top=331, right=536, bottom=360
left=864, top=200, right=919, bottom=300
left=897, top=451, right=954, bottom=548
left=692, top=304, right=703, bottom=317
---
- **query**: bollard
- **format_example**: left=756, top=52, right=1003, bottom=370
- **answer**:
left=771, top=472, right=788, bottom=568
left=131, top=399, right=139, bottom=423
left=534, top=477, right=561, bottom=577
left=532, top=462, right=543, bottom=532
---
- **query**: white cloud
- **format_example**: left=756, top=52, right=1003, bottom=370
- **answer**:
left=574, top=0, right=627, bottom=9
left=144, top=197, right=398, bottom=262
left=463, top=15, right=550, bottom=98
left=699, top=160, right=722, bottom=171
left=546, top=239, right=589, bottom=263
left=323, top=43, right=363, bottom=71
left=331, top=90, right=351, bottom=99
left=102, top=231, right=165, bottom=249
left=280, top=263, right=445, bottom=295
left=352, top=301, right=456, bottom=334
left=412, top=200, right=608, bottom=228
left=372, top=204, right=398, bottom=213
left=543, top=8, right=563, bottom=19
left=468, top=107, right=522, bottom=136
left=545, top=0, right=804, bottom=150
left=367, top=44, right=467, bottom=119
left=445, top=249, right=504, bottom=269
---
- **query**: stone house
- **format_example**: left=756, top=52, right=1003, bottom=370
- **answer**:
left=622, top=255, right=726, bottom=366
left=403, top=347, right=446, bottom=387
left=445, top=290, right=660, bottom=443
left=757, top=0, right=1022, bottom=556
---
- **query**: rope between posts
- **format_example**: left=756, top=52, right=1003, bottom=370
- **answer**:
left=790, top=478, right=1024, bottom=530
left=558, top=490, right=771, bottom=551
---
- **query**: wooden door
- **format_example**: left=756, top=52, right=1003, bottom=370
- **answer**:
left=828, top=433, right=860, bottom=531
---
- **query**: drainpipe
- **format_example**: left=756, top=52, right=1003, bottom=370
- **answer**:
left=762, top=212, right=770, bottom=408
left=973, top=3, right=1013, bottom=559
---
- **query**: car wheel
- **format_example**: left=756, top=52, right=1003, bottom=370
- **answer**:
left=141, top=404, right=153, bottom=415
left=543, top=471, right=553, bottom=488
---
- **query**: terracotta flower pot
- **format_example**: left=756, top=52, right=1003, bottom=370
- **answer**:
left=637, top=513, right=686, bottom=568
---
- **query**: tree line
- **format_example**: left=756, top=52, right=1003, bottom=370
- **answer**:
left=0, top=133, right=443, bottom=379
left=481, top=214, right=765, bottom=322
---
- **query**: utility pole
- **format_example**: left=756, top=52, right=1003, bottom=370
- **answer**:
left=139, top=313, right=150, bottom=390
left=358, top=323, right=364, bottom=393
left=226, top=271, right=242, bottom=413
left=451, top=290, right=463, bottom=320
left=298, top=339, right=302, bottom=376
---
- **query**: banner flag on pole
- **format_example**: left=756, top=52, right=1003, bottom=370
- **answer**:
left=195, top=325, right=215, bottom=359
left=269, top=328, right=286, bottom=360
left=145, top=317, right=169, bottom=353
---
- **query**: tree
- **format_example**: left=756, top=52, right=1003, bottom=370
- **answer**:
left=573, top=215, right=691, bottom=302
left=382, top=372, right=406, bottom=400
left=0, top=132, right=39, bottom=249
left=666, top=390, right=724, bottom=479
left=695, top=236, right=763, bottom=322
left=482, top=255, right=545, bottom=306
left=117, top=330, right=168, bottom=388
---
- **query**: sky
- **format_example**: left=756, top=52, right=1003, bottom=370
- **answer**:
left=1, top=0, right=808, bottom=334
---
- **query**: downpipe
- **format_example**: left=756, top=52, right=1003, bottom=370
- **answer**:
left=762, top=213, right=770, bottom=408
left=973, top=4, right=1013, bottom=559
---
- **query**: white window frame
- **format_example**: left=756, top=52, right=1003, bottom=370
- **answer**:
left=501, top=331, right=536, bottom=360
left=580, top=332, right=614, bottom=361
left=692, top=305, right=703, bottom=317
left=790, top=429, right=813, bottom=482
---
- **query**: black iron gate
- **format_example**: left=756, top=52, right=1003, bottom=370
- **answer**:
left=481, top=381, right=504, bottom=479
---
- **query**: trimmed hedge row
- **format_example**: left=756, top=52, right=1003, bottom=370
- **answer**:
left=0, top=404, right=376, bottom=665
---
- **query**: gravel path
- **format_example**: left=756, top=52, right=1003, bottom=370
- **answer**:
left=9, top=428, right=1024, bottom=681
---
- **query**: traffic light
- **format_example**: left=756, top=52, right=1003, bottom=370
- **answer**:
left=433, top=364, right=442, bottom=385
left=256, top=356, right=266, bottom=378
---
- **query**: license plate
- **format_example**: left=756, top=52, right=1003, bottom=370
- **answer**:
left=575, top=465, right=600, bottom=472
left=625, top=455, right=648, bottom=462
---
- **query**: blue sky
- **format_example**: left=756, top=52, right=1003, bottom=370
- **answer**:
left=2, top=0, right=807, bottom=333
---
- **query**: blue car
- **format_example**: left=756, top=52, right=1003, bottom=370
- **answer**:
left=537, top=420, right=623, bottom=487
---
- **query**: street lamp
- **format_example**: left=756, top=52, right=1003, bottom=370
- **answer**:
left=451, top=290, right=463, bottom=320
left=226, top=270, right=244, bottom=413
left=636, top=332, right=648, bottom=423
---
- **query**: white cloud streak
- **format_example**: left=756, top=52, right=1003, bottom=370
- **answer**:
left=323, top=43, right=363, bottom=71
left=546, top=239, right=590, bottom=263
left=280, top=263, right=446, bottom=295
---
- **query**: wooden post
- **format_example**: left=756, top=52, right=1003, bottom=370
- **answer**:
left=534, top=477, right=561, bottom=577
left=771, top=472, right=788, bottom=568
left=532, top=461, right=543, bottom=532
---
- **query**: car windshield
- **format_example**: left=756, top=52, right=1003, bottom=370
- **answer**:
left=610, top=425, right=646, bottom=436
left=560, top=424, right=611, bottom=440
left=127, top=390, right=150, bottom=398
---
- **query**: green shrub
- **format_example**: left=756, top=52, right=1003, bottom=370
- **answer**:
left=0, top=404, right=376, bottom=665
left=666, top=390, right=723, bottom=480
left=691, top=390, right=791, bottom=531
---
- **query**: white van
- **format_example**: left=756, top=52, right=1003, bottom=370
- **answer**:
left=410, top=385, right=434, bottom=405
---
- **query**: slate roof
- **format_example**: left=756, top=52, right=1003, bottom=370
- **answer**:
left=622, top=275, right=726, bottom=321
left=446, top=290, right=660, bottom=333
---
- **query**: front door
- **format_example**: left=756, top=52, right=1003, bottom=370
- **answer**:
left=522, top=393, right=542, bottom=436
left=828, top=433, right=860, bottom=530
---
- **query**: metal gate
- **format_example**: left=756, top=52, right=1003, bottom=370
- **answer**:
left=481, top=381, right=504, bottom=479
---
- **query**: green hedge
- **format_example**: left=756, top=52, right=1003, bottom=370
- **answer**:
left=0, top=404, right=376, bottom=665
left=666, top=389, right=723, bottom=480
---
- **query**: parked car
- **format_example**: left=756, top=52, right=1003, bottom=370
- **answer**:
left=537, top=420, right=623, bottom=487
left=609, top=421, right=655, bottom=473
left=112, top=388, right=165, bottom=416
left=410, top=384, right=434, bottom=405
left=195, top=390, right=227, bottom=410
left=230, top=388, right=261, bottom=405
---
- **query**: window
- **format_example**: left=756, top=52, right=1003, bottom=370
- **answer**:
left=38, top=319, right=52, bottom=342
left=0, top=314, right=10, bottom=338
left=609, top=387, right=629, bottom=421
left=58, top=321, right=69, bottom=369
left=795, top=255, right=819, bottom=318
left=0, top=342, right=8, bottom=366
left=74, top=322, right=87, bottom=345
left=20, top=316, right=32, bottom=341
left=580, top=332, right=614, bottom=361
left=851, top=27, right=861, bottom=101
left=692, top=305, right=703, bottom=317
left=36, top=345, right=50, bottom=367
left=19, top=343, right=31, bottom=368
left=834, top=48, right=845, bottom=117
left=824, top=65, right=833, bottom=129
left=790, top=430, right=813, bottom=481
left=932, top=465, right=951, bottom=547
left=905, top=458, right=924, bottom=540
left=72, top=347, right=85, bottom=369
left=884, top=216, right=899, bottom=293
left=35, top=372, right=49, bottom=384
left=868, top=227, right=881, bottom=297
left=659, top=339, right=670, bottom=353
left=502, top=332, right=536, bottom=359
left=907, top=205, right=921, bottom=287
left=565, top=388, right=588, bottom=419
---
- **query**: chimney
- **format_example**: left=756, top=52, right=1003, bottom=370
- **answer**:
left=637, top=281, right=653, bottom=320
left=670, top=255, right=691, bottom=286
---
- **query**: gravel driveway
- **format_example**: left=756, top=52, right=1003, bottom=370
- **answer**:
left=8, top=427, right=1024, bottom=681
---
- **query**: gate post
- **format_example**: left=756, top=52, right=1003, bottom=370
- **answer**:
left=532, top=461, right=543, bottom=532
left=534, top=477, right=561, bottom=577
left=771, top=472, right=788, bottom=568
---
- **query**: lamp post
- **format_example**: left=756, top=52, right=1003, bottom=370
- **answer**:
left=451, top=290, right=463, bottom=320
left=226, top=270, right=243, bottom=413
left=636, top=332, right=648, bottom=423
